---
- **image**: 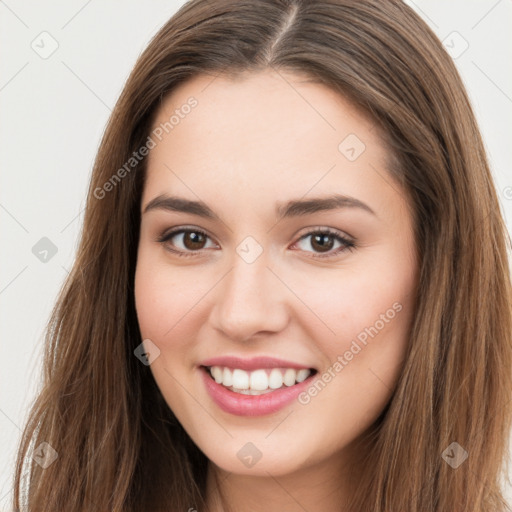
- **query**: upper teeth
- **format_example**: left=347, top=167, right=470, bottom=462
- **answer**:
left=208, top=366, right=312, bottom=392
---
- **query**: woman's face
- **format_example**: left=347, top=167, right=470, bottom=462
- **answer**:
left=134, top=69, right=418, bottom=478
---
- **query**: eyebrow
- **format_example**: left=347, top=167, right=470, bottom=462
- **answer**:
left=142, top=193, right=376, bottom=220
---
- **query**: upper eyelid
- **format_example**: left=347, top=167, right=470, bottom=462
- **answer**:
left=159, top=226, right=216, bottom=244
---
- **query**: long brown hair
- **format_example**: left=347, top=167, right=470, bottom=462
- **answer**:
left=13, top=0, right=512, bottom=510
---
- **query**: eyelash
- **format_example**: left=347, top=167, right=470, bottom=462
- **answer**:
left=156, top=226, right=356, bottom=259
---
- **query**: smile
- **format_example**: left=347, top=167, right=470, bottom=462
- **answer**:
left=199, top=363, right=318, bottom=416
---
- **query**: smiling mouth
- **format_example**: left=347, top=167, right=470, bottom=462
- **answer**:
left=201, top=365, right=318, bottom=395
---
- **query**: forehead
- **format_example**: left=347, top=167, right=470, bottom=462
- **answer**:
left=143, top=69, right=397, bottom=217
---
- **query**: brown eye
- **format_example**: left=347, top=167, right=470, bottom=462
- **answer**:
left=157, top=228, right=216, bottom=257
left=182, top=231, right=207, bottom=250
left=293, top=229, right=355, bottom=258
left=310, top=233, right=335, bottom=253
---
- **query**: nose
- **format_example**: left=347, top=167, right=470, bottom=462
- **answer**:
left=209, top=251, right=289, bottom=342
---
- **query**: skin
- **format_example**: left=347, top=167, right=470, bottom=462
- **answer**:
left=134, top=69, right=419, bottom=511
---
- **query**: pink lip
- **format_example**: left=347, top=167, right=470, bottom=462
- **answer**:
left=199, top=366, right=316, bottom=416
left=199, top=355, right=314, bottom=372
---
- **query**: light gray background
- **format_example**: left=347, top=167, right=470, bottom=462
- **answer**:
left=1, top=1, right=511, bottom=509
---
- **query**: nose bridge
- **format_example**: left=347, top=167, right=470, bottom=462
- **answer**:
left=211, top=247, right=287, bottom=341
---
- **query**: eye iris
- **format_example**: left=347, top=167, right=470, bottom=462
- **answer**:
left=311, top=233, right=334, bottom=252
left=184, top=231, right=206, bottom=250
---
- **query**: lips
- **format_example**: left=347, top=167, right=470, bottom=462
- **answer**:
left=199, top=355, right=315, bottom=372
left=198, top=355, right=317, bottom=416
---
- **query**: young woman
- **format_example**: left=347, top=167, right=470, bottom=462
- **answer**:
left=13, top=0, right=512, bottom=510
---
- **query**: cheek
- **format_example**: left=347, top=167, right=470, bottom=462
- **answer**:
left=134, top=253, right=215, bottom=362
left=288, top=255, right=416, bottom=428
left=135, top=243, right=183, bottom=332
left=294, top=289, right=413, bottom=452
left=288, top=259, right=414, bottom=353
left=295, top=249, right=416, bottom=412
left=134, top=257, right=206, bottom=421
